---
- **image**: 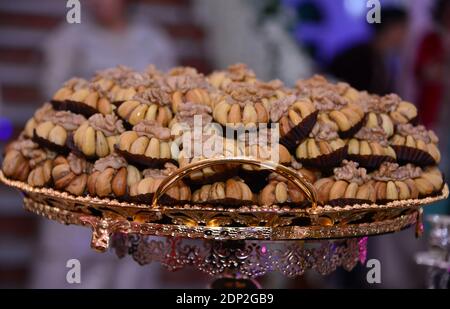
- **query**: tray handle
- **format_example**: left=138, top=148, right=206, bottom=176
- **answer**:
left=151, top=157, right=318, bottom=209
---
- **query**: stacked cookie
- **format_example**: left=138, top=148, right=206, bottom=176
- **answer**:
left=1, top=64, right=445, bottom=208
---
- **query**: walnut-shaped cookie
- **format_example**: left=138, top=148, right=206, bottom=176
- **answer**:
left=208, top=63, right=257, bottom=90
left=379, top=94, right=418, bottom=125
left=259, top=167, right=317, bottom=207
left=295, top=120, right=347, bottom=170
left=313, top=161, right=376, bottom=206
left=2, top=139, right=55, bottom=186
left=116, top=87, right=173, bottom=128
left=165, top=67, right=212, bottom=113
left=24, top=103, right=54, bottom=139
left=414, top=166, right=445, bottom=198
left=390, top=124, right=440, bottom=166
left=116, top=120, right=177, bottom=168
left=87, top=154, right=141, bottom=198
left=176, top=134, right=242, bottom=185
left=128, top=163, right=190, bottom=205
left=191, top=178, right=255, bottom=207
left=370, top=162, right=422, bottom=202
left=270, top=95, right=318, bottom=151
left=296, top=75, right=365, bottom=138
left=72, top=114, right=125, bottom=159
left=32, top=110, right=86, bottom=154
left=51, top=78, right=113, bottom=117
left=92, top=65, right=156, bottom=103
left=347, top=127, right=396, bottom=170
left=52, top=153, right=92, bottom=196
left=359, top=93, right=395, bottom=137
left=212, top=80, right=282, bottom=129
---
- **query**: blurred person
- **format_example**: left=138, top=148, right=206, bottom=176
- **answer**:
left=414, top=0, right=450, bottom=216
left=328, top=7, right=409, bottom=95
left=31, top=0, right=185, bottom=288
left=414, top=0, right=450, bottom=129
left=41, top=0, right=176, bottom=97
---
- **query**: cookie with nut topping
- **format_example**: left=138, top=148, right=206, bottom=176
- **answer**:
left=52, top=153, right=92, bottom=196
left=116, top=120, right=178, bottom=169
left=72, top=114, right=125, bottom=160
left=347, top=127, right=396, bottom=170
left=390, top=124, right=440, bottom=166
left=87, top=154, right=142, bottom=198
left=313, top=161, right=376, bottom=206
left=295, top=120, right=347, bottom=170
left=270, top=95, right=318, bottom=152
left=191, top=178, right=255, bottom=207
left=128, top=163, right=190, bottom=205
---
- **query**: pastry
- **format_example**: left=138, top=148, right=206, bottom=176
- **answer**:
left=191, top=178, right=254, bottom=207
left=166, top=67, right=212, bottom=113
left=52, top=78, right=88, bottom=103
left=313, top=160, right=375, bottom=206
left=32, top=110, right=86, bottom=154
left=52, top=153, right=92, bottom=195
left=24, top=103, right=54, bottom=138
left=91, top=65, right=159, bottom=103
left=52, top=78, right=113, bottom=117
left=207, top=63, right=257, bottom=90
left=128, top=163, right=190, bottom=204
left=116, top=120, right=177, bottom=168
left=270, top=95, right=318, bottom=151
left=259, top=166, right=317, bottom=207
left=371, top=162, right=423, bottom=202
left=296, top=75, right=365, bottom=138
left=390, top=124, right=440, bottom=166
left=116, top=87, right=173, bottom=127
left=72, top=114, right=125, bottom=159
left=1, top=63, right=446, bottom=212
left=347, top=127, right=396, bottom=170
left=295, top=119, right=347, bottom=170
left=2, top=139, right=55, bottom=185
left=87, top=154, right=141, bottom=198
left=177, top=134, right=242, bottom=184
left=211, top=79, right=283, bottom=129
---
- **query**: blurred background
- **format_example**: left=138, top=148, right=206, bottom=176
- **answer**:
left=0, top=0, right=448, bottom=288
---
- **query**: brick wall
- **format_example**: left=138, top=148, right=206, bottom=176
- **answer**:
left=0, top=0, right=209, bottom=288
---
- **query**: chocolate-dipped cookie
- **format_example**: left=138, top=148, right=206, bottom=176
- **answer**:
left=296, top=75, right=365, bottom=138
left=208, top=63, right=257, bottom=90
left=116, top=120, right=177, bottom=168
left=128, top=163, right=190, bottom=205
left=258, top=166, right=317, bottom=207
left=87, top=154, right=141, bottom=198
left=2, top=139, right=55, bottom=185
left=32, top=110, right=86, bottom=154
left=347, top=127, right=396, bottom=170
left=270, top=95, right=318, bottom=151
left=52, top=153, right=92, bottom=195
left=313, top=160, right=376, bottom=206
left=295, top=120, right=347, bottom=170
left=390, top=124, right=440, bottom=166
left=116, top=87, right=173, bottom=128
left=370, top=162, right=421, bottom=202
left=191, top=178, right=255, bottom=207
left=72, top=114, right=125, bottom=159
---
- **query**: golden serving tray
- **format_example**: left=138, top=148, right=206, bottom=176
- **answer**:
left=0, top=157, right=447, bottom=252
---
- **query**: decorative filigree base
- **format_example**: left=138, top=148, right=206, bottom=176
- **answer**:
left=111, top=234, right=368, bottom=279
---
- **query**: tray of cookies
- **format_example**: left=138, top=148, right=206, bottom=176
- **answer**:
left=1, top=63, right=448, bottom=251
